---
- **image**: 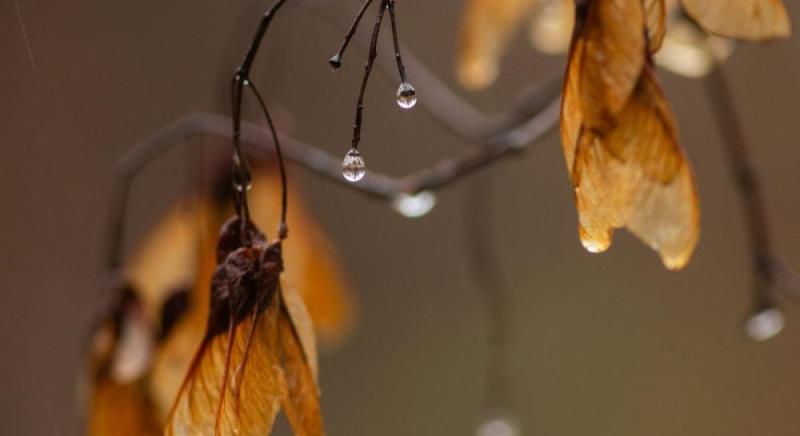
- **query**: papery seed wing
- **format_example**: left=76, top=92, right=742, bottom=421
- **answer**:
left=682, top=0, right=791, bottom=40
left=456, top=0, right=538, bottom=89
left=165, top=294, right=285, bottom=436
left=577, top=0, right=646, bottom=130
left=250, top=169, right=356, bottom=348
left=279, top=302, right=324, bottom=436
left=560, top=33, right=585, bottom=173
left=527, top=0, right=575, bottom=55
left=88, top=379, right=161, bottom=436
left=571, top=67, right=700, bottom=270
left=281, top=284, right=319, bottom=379
left=126, top=201, right=210, bottom=316
left=645, top=0, right=667, bottom=52
left=86, top=289, right=160, bottom=436
left=149, top=230, right=218, bottom=419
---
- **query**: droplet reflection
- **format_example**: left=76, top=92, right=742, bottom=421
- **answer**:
left=396, top=81, right=417, bottom=109
left=745, top=307, right=784, bottom=342
left=341, top=148, right=366, bottom=182
left=392, top=191, right=436, bottom=218
left=477, top=415, right=518, bottom=436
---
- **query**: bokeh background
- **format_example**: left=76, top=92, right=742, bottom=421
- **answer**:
left=3, top=1, right=800, bottom=435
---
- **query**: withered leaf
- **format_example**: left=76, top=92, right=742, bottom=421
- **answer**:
left=561, top=0, right=700, bottom=269
left=281, top=285, right=319, bottom=380
left=644, top=0, right=667, bottom=52
left=562, top=60, right=700, bottom=270
left=249, top=170, right=355, bottom=348
left=87, top=380, right=161, bottom=436
left=575, top=0, right=646, bottom=131
left=165, top=217, right=324, bottom=436
left=456, top=0, right=538, bottom=89
left=682, top=0, right=791, bottom=41
left=278, top=297, right=324, bottom=436
left=86, top=287, right=160, bottom=436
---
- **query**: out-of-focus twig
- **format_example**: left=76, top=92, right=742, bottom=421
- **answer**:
left=704, top=57, right=800, bottom=321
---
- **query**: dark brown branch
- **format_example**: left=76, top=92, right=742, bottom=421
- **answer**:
left=466, top=174, right=513, bottom=418
left=329, top=0, right=376, bottom=69
left=349, top=0, right=387, bottom=151
left=705, top=60, right=800, bottom=316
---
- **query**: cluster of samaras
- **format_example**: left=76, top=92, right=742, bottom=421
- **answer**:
left=86, top=170, right=353, bottom=436
left=84, top=1, right=792, bottom=436
left=459, top=0, right=791, bottom=270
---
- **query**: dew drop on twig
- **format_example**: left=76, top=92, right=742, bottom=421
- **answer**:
left=745, top=307, right=784, bottom=342
left=396, top=81, right=417, bottom=109
left=342, top=148, right=366, bottom=182
left=392, top=191, right=436, bottom=218
left=476, top=414, right=518, bottom=436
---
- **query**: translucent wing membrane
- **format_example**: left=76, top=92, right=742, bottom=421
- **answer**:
left=682, top=0, right=791, bottom=41
left=457, top=0, right=538, bottom=89
left=165, top=218, right=324, bottom=435
left=561, top=0, right=700, bottom=270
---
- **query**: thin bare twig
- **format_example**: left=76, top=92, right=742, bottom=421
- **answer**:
left=705, top=60, right=800, bottom=314
left=466, top=174, right=513, bottom=418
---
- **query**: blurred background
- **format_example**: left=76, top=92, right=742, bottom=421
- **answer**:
left=2, top=1, right=800, bottom=435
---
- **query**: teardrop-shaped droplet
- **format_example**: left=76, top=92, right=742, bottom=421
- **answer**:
left=396, top=81, right=417, bottom=109
left=329, top=54, right=342, bottom=70
left=392, top=191, right=437, bottom=218
left=745, top=307, right=784, bottom=342
left=342, top=148, right=366, bottom=182
left=578, top=226, right=611, bottom=254
left=476, top=414, right=518, bottom=436
left=232, top=169, right=252, bottom=193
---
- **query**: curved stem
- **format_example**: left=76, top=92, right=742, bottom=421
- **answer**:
left=248, top=81, right=289, bottom=238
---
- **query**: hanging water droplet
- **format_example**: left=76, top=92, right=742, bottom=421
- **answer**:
left=392, top=191, right=436, bottom=218
left=232, top=170, right=252, bottom=193
left=329, top=54, right=342, bottom=70
left=342, top=148, right=366, bottom=182
left=745, top=307, right=784, bottom=342
left=396, top=81, right=417, bottom=109
left=476, top=414, right=519, bottom=436
left=579, top=225, right=611, bottom=253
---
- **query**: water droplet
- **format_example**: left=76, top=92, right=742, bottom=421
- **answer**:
left=396, top=81, right=417, bottom=109
left=232, top=171, right=252, bottom=193
left=579, top=226, right=611, bottom=253
left=341, top=148, right=366, bottom=182
left=329, top=54, right=342, bottom=69
left=477, top=414, right=518, bottom=436
left=392, top=191, right=436, bottom=218
left=580, top=236, right=610, bottom=253
left=745, top=307, right=784, bottom=341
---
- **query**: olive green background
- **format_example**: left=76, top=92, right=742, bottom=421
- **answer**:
left=2, top=1, right=800, bottom=435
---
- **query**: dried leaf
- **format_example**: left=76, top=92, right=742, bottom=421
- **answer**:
left=126, top=201, right=205, bottom=316
left=149, top=228, right=217, bottom=419
left=645, top=0, right=667, bottom=52
left=561, top=1, right=700, bottom=270
left=165, top=219, right=285, bottom=435
left=576, top=0, right=646, bottom=130
left=281, top=285, right=319, bottom=380
left=86, top=288, right=160, bottom=436
left=527, top=0, right=575, bottom=55
left=165, top=218, right=324, bottom=435
left=457, top=0, right=538, bottom=89
left=249, top=170, right=355, bottom=348
left=682, top=0, right=791, bottom=41
left=279, top=299, right=324, bottom=436
left=563, top=63, right=700, bottom=269
left=87, top=380, right=161, bottom=436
